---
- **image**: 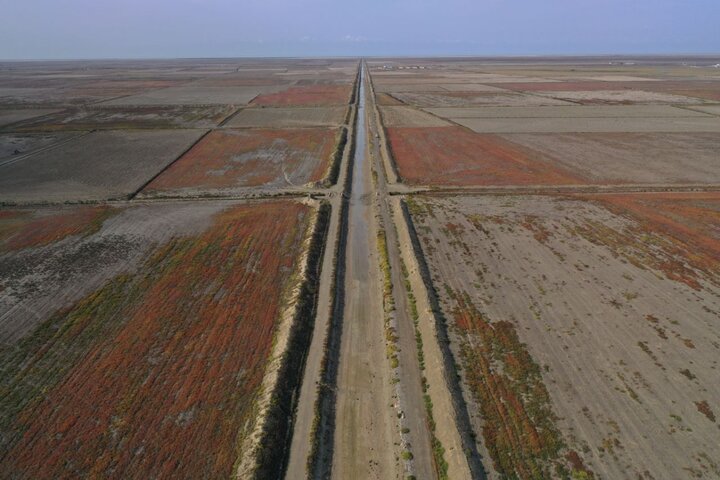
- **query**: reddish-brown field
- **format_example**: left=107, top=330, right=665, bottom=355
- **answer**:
left=145, top=128, right=339, bottom=194
left=251, top=85, right=351, bottom=106
left=449, top=289, right=592, bottom=479
left=576, top=192, right=720, bottom=290
left=386, top=126, right=581, bottom=186
left=0, top=201, right=310, bottom=479
left=0, top=206, right=113, bottom=251
left=376, top=93, right=405, bottom=105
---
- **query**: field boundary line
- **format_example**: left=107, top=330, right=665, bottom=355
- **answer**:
left=216, top=105, right=244, bottom=126
left=300, top=61, right=360, bottom=480
left=0, top=109, right=66, bottom=133
left=126, top=128, right=211, bottom=200
left=390, top=183, right=720, bottom=197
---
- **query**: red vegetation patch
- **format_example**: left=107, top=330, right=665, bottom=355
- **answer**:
left=448, top=289, right=591, bottom=478
left=1, top=201, right=310, bottom=479
left=386, top=126, right=581, bottom=186
left=695, top=400, right=716, bottom=423
left=574, top=192, right=720, bottom=290
left=0, top=206, right=114, bottom=252
left=146, top=128, right=339, bottom=191
left=251, top=85, right=351, bottom=106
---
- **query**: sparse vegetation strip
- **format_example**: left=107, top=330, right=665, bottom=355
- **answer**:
left=305, top=61, right=361, bottom=478
left=401, top=197, right=488, bottom=479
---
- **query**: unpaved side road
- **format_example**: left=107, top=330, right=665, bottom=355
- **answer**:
left=331, top=65, right=401, bottom=480
left=367, top=65, right=478, bottom=480
left=367, top=77, right=436, bottom=479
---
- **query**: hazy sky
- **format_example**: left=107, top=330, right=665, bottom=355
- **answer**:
left=1, top=0, right=718, bottom=59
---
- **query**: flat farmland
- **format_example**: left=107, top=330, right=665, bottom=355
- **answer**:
left=5, top=105, right=237, bottom=131
left=251, top=85, right=353, bottom=106
left=536, top=90, right=707, bottom=105
left=496, top=80, right=720, bottom=102
left=386, top=126, right=581, bottom=186
left=379, top=105, right=451, bottom=127
left=0, top=79, right=186, bottom=107
left=375, top=92, right=405, bottom=105
left=688, top=105, right=720, bottom=116
left=0, top=109, right=59, bottom=128
left=385, top=126, right=720, bottom=187
left=142, top=127, right=341, bottom=196
left=100, top=86, right=274, bottom=106
left=501, top=133, right=720, bottom=184
left=392, top=91, right=573, bottom=107
left=0, top=129, right=204, bottom=203
left=451, top=116, right=720, bottom=133
left=225, top=106, right=346, bottom=128
left=0, top=199, right=318, bottom=479
left=375, top=83, right=507, bottom=94
left=424, top=105, right=710, bottom=119
left=406, top=193, right=720, bottom=479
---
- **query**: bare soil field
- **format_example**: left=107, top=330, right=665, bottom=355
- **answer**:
left=5, top=105, right=236, bottom=131
left=502, top=133, right=720, bottom=184
left=425, top=105, right=710, bottom=119
left=386, top=126, right=580, bottom=186
left=0, top=129, right=204, bottom=203
left=374, top=83, right=449, bottom=93
left=452, top=116, right=720, bottom=133
left=142, top=128, right=340, bottom=196
left=375, top=83, right=507, bottom=94
left=224, top=106, right=346, bottom=128
left=687, top=105, right=720, bottom=116
left=406, top=193, right=720, bottom=480
left=392, top=91, right=573, bottom=107
left=537, top=90, right=707, bottom=105
left=386, top=126, right=720, bottom=186
left=251, top=85, right=353, bottom=106
left=100, top=86, right=268, bottom=106
left=492, top=81, right=668, bottom=92
left=379, top=105, right=451, bottom=127
left=0, top=199, right=316, bottom=479
left=0, top=81, right=187, bottom=107
left=0, top=132, right=80, bottom=164
left=0, top=109, right=59, bottom=128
